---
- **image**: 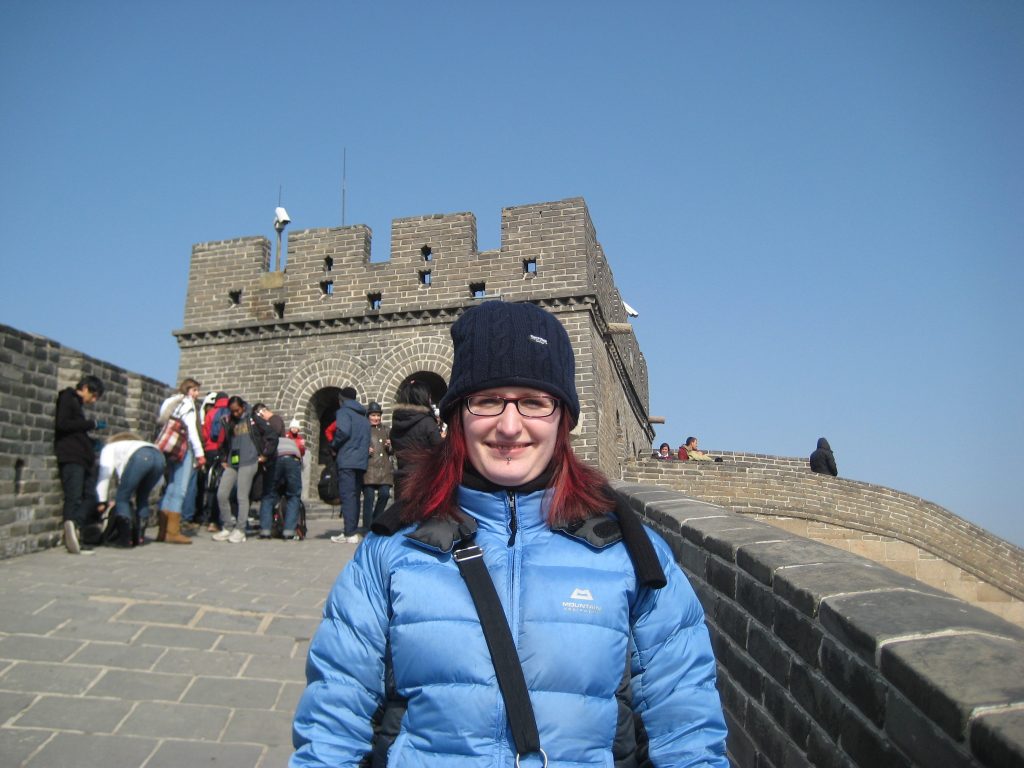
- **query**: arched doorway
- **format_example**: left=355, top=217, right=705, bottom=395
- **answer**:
left=396, top=371, right=448, bottom=409
left=310, top=386, right=342, bottom=468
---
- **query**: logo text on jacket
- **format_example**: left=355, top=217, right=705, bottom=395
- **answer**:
left=563, top=588, right=601, bottom=615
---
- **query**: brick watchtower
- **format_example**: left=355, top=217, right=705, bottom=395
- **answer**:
left=174, top=197, right=653, bottom=496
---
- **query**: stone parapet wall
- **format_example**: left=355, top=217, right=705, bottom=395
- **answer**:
left=614, top=482, right=1024, bottom=768
left=622, top=453, right=1024, bottom=612
left=0, top=325, right=171, bottom=559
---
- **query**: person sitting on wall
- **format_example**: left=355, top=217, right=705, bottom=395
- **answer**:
left=680, top=436, right=717, bottom=462
left=653, top=442, right=676, bottom=460
left=809, top=437, right=838, bottom=476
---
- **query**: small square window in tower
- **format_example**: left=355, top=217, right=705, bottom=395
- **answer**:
left=273, top=302, right=286, bottom=319
left=469, top=282, right=486, bottom=299
left=523, top=258, right=537, bottom=278
left=228, top=289, right=242, bottom=305
left=324, top=256, right=334, bottom=272
left=320, top=280, right=334, bottom=297
left=419, top=270, right=431, bottom=287
left=368, top=292, right=382, bottom=310
left=421, top=245, right=433, bottom=262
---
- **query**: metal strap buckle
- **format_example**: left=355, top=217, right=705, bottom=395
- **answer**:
left=515, top=747, right=548, bottom=767
left=452, top=545, right=483, bottom=562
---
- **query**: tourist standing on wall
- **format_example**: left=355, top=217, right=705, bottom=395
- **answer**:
left=292, top=301, right=729, bottom=767
left=389, top=379, right=443, bottom=498
left=54, top=375, right=106, bottom=555
left=810, top=437, right=838, bottom=476
left=156, top=378, right=206, bottom=545
left=258, top=415, right=305, bottom=540
left=96, top=433, right=165, bottom=547
left=360, top=402, right=393, bottom=531
left=329, top=387, right=370, bottom=545
left=214, top=396, right=270, bottom=544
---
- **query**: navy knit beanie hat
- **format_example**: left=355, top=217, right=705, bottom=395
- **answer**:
left=437, top=301, right=580, bottom=425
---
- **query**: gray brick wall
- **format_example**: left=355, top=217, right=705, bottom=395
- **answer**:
left=0, top=325, right=171, bottom=559
left=624, top=452, right=1024, bottom=625
left=614, top=481, right=1024, bottom=768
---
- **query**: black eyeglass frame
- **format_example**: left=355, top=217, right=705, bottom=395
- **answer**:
left=463, top=395, right=560, bottom=419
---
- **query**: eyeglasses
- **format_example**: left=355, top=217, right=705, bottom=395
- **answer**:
left=464, top=395, right=559, bottom=419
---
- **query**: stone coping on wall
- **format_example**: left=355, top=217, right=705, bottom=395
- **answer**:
left=624, top=452, right=1024, bottom=603
left=611, top=481, right=1024, bottom=768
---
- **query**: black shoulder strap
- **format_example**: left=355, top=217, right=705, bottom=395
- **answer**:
left=452, top=534, right=546, bottom=766
left=613, top=496, right=667, bottom=589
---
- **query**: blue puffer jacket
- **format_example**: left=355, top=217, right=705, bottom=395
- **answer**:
left=292, top=485, right=728, bottom=767
left=332, top=400, right=370, bottom=470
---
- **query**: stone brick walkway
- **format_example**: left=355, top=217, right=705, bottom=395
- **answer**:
left=0, top=516, right=354, bottom=767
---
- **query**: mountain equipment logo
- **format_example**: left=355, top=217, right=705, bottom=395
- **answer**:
left=529, top=334, right=548, bottom=345
left=562, top=587, right=601, bottom=614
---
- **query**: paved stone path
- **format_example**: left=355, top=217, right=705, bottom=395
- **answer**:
left=0, top=516, right=355, bottom=767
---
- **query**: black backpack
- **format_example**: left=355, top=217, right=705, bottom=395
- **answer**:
left=317, top=464, right=341, bottom=505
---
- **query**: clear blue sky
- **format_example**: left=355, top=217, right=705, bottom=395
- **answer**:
left=2, top=2, right=1021, bottom=546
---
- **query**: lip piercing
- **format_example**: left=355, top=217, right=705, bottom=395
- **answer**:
left=506, top=457, right=512, bottom=463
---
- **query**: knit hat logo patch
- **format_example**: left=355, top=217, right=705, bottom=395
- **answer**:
left=529, top=334, right=548, bottom=345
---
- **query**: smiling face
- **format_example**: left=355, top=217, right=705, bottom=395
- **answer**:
left=462, top=386, right=561, bottom=487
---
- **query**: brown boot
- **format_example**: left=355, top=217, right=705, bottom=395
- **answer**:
left=156, top=510, right=168, bottom=542
left=164, top=512, right=192, bottom=545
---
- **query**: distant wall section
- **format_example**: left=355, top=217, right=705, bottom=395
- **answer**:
left=0, top=325, right=171, bottom=559
left=623, top=452, right=1024, bottom=625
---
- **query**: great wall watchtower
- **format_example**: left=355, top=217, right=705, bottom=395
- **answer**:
left=174, top=197, right=653, bottom=491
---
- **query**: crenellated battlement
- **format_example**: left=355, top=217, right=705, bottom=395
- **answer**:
left=179, top=198, right=609, bottom=332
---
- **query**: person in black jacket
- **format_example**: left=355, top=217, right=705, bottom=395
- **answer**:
left=388, top=380, right=443, bottom=498
left=54, top=375, right=106, bottom=554
left=810, top=437, right=838, bottom=476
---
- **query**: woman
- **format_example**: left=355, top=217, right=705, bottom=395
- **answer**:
left=653, top=441, right=676, bottom=460
left=388, top=379, right=443, bottom=497
left=156, top=378, right=206, bottom=544
left=96, top=432, right=165, bottom=547
left=361, top=403, right=393, bottom=530
left=292, top=302, right=728, bottom=767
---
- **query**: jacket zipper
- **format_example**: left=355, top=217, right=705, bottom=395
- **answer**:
left=507, top=490, right=518, bottom=547
left=502, top=490, right=521, bottom=761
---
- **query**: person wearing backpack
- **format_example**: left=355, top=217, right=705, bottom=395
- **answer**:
left=292, top=302, right=728, bottom=767
left=214, top=397, right=279, bottom=543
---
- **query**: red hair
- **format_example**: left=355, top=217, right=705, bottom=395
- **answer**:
left=399, top=405, right=613, bottom=526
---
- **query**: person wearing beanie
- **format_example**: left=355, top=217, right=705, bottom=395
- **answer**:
left=329, top=386, right=371, bottom=544
left=293, top=301, right=728, bottom=768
